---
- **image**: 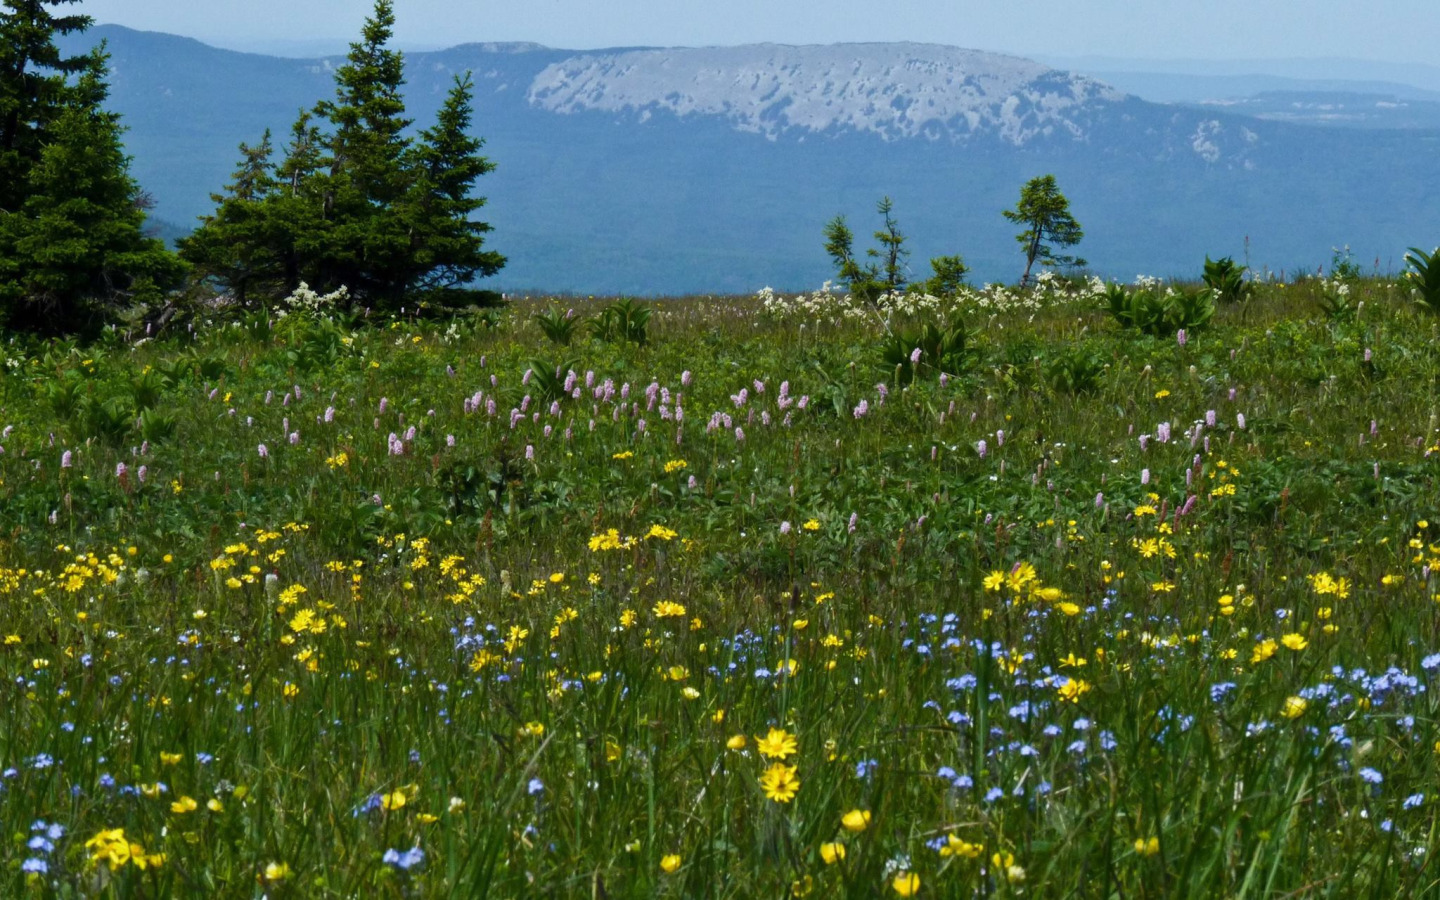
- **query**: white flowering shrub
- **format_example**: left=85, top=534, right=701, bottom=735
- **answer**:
left=758, top=273, right=1110, bottom=325
left=280, top=282, right=350, bottom=317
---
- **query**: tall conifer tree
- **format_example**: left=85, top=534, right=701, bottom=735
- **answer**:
left=182, top=0, right=504, bottom=309
left=0, top=1, right=182, bottom=333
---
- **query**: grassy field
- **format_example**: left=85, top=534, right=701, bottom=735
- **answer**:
left=3, top=274, right=1440, bottom=897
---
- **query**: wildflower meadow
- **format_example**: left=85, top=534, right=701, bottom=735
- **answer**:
left=5, top=272, right=1440, bottom=897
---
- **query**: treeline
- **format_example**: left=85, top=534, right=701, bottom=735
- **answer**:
left=0, top=0, right=502, bottom=336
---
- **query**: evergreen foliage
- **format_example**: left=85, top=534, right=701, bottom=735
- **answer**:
left=0, top=0, right=182, bottom=335
left=824, top=197, right=968, bottom=302
left=1003, top=174, right=1085, bottom=287
left=181, top=0, right=504, bottom=310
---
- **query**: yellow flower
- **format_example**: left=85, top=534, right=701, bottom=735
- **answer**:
left=820, top=842, right=846, bottom=864
left=892, top=872, right=921, bottom=896
left=755, top=728, right=798, bottom=759
left=646, top=524, right=678, bottom=541
left=1281, top=633, right=1308, bottom=651
left=653, top=601, right=687, bottom=619
left=263, top=861, right=291, bottom=881
left=1153, top=389, right=1170, bottom=399
left=1133, top=836, right=1160, bottom=856
left=1057, top=602, right=1081, bottom=616
left=841, top=809, right=871, bottom=833
left=548, top=572, right=565, bottom=584
left=982, top=571, right=1005, bottom=592
left=726, top=734, right=748, bottom=751
left=159, top=752, right=183, bottom=766
left=802, top=519, right=820, bottom=531
left=1251, top=639, right=1277, bottom=663
left=207, top=798, right=224, bottom=812
left=1281, top=696, right=1308, bottom=719
left=1056, top=678, right=1091, bottom=703
left=660, top=854, right=681, bottom=873
left=170, top=796, right=198, bottom=814
left=758, top=762, right=800, bottom=803
left=939, top=834, right=983, bottom=858
left=380, top=790, right=407, bottom=811
left=663, top=459, right=688, bottom=473
left=612, top=450, right=634, bottom=460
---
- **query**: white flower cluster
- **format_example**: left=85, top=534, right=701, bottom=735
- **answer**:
left=279, top=282, right=350, bottom=316
left=757, top=273, right=1111, bottom=324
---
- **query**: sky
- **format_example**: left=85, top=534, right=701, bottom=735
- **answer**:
left=73, top=0, right=1440, bottom=66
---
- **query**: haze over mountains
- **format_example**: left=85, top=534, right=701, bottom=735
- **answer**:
left=67, top=26, right=1440, bottom=293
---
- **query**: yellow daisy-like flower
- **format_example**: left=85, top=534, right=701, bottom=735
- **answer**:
left=755, top=727, right=798, bottom=759
left=892, top=872, right=921, bottom=896
left=841, top=809, right=871, bottom=833
left=1056, top=678, right=1091, bottom=703
left=660, top=854, right=681, bottom=873
left=1281, top=633, right=1308, bottom=651
left=380, top=790, right=407, bottom=811
left=758, top=762, right=800, bottom=803
left=1251, top=639, right=1278, bottom=663
left=653, top=601, right=687, bottom=619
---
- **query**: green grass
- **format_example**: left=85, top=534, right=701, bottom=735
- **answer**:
left=3, top=274, right=1440, bottom=897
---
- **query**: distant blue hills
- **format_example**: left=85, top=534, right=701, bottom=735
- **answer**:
left=66, top=26, right=1440, bottom=293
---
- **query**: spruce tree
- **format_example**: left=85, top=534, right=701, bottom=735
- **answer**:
left=1002, top=174, right=1086, bottom=287
left=395, top=74, right=504, bottom=302
left=177, top=130, right=276, bottom=303
left=0, top=6, right=182, bottom=334
left=312, top=0, right=413, bottom=301
left=182, top=0, right=504, bottom=310
left=0, top=0, right=98, bottom=212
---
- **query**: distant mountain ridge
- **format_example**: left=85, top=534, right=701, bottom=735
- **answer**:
left=64, top=26, right=1440, bottom=292
left=528, top=43, right=1124, bottom=143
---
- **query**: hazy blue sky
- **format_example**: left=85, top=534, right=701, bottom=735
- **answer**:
left=74, top=0, right=1440, bottom=65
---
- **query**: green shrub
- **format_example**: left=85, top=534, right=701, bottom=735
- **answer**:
left=1405, top=246, right=1440, bottom=313
left=534, top=308, right=583, bottom=346
left=527, top=359, right=580, bottom=403
left=879, top=315, right=969, bottom=379
left=1045, top=344, right=1108, bottom=394
left=592, top=299, right=650, bottom=346
left=1202, top=256, right=1253, bottom=304
left=78, top=395, right=132, bottom=444
left=1317, top=283, right=1358, bottom=323
left=1107, top=283, right=1214, bottom=336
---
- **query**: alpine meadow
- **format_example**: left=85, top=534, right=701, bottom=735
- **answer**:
left=5, top=0, right=1440, bottom=898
